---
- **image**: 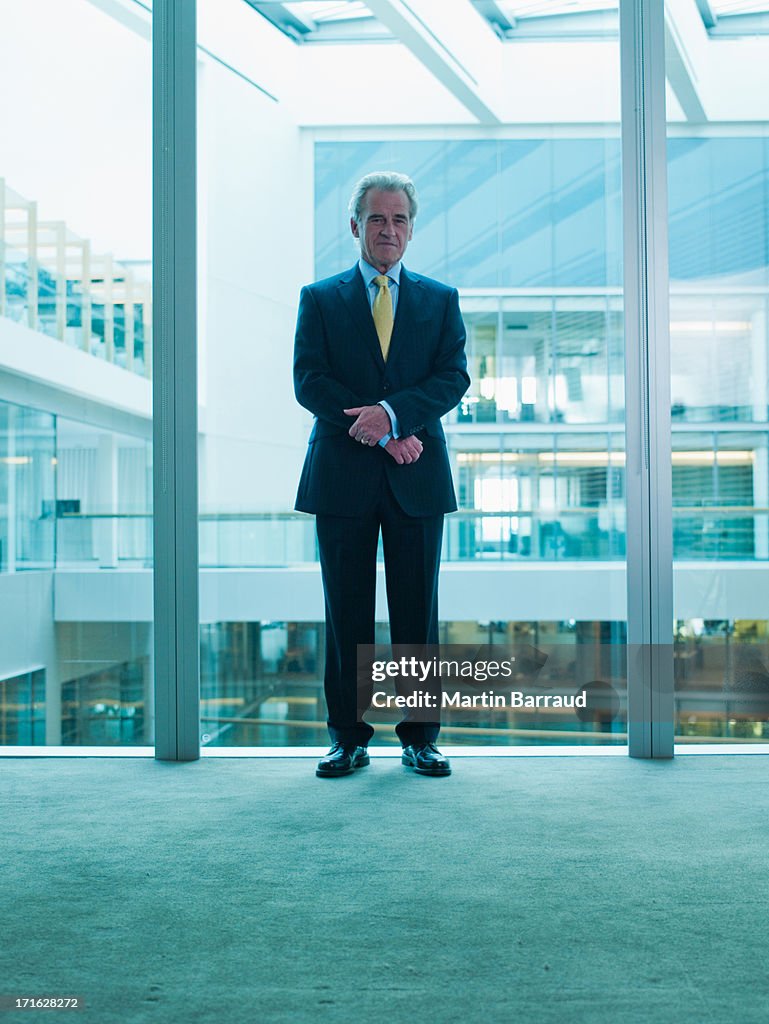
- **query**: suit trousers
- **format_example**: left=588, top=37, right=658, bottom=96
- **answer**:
left=316, top=477, right=444, bottom=748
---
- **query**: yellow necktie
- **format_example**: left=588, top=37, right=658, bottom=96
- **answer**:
left=372, top=275, right=394, bottom=361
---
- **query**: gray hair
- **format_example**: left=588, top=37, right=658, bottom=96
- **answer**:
left=348, top=171, right=418, bottom=224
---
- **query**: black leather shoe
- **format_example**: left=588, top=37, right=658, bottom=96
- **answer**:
left=402, top=743, right=452, bottom=776
left=316, top=742, right=370, bottom=778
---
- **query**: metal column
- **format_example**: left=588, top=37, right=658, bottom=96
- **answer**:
left=153, top=0, right=200, bottom=761
left=620, top=0, right=675, bottom=758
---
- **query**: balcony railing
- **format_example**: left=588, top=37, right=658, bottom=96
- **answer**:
left=4, top=505, right=765, bottom=571
left=0, top=178, right=151, bottom=377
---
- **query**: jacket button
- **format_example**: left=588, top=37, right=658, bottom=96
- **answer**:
left=382, top=383, right=390, bottom=392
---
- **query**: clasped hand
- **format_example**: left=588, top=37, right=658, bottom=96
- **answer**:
left=344, top=406, right=423, bottom=464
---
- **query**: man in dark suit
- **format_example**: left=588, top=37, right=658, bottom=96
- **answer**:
left=293, top=171, right=470, bottom=778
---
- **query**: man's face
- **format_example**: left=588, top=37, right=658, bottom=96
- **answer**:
left=351, top=188, right=413, bottom=272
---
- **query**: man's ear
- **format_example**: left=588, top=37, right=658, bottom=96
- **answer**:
left=350, top=217, right=360, bottom=239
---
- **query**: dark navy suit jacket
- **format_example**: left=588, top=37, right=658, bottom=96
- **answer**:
left=293, top=264, right=470, bottom=518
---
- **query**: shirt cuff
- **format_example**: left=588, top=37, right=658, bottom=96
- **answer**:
left=378, top=432, right=392, bottom=448
left=378, top=400, right=400, bottom=438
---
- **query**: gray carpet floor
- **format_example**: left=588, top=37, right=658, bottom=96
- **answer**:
left=2, top=754, right=768, bottom=1024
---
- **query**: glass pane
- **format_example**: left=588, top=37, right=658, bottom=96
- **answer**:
left=666, top=2, right=769, bottom=744
left=0, top=1, right=153, bottom=748
left=198, top=0, right=627, bottom=749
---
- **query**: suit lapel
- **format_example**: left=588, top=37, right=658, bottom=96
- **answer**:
left=337, top=266, right=385, bottom=372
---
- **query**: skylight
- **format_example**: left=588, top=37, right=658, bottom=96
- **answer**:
left=472, top=0, right=618, bottom=39
left=495, top=0, right=616, bottom=17
left=244, top=1, right=388, bottom=43
left=248, top=0, right=618, bottom=44
left=701, top=0, right=769, bottom=34
left=709, top=1, right=769, bottom=12
left=283, top=1, right=372, bottom=23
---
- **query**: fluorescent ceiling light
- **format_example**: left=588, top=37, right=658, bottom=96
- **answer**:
left=672, top=450, right=755, bottom=464
left=457, top=453, right=522, bottom=463
left=538, top=451, right=625, bottom=464
left=671, top=321, right=752, bottom=332
left=458, top=451, right=755, bottom=467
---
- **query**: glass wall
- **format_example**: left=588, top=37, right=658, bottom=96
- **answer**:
left=666, top=6, right=769, bottom=744
left=6, top=1, right=765, bottom=754
left=196, top=0, right=627, bottom=748
left=0, top=403, right=56, bottom=573
left=194, top=132, right=769, bottom=571
left=0, top=669, right=45, bottom=745
left=55, top=418, right=152, bottom=571
left=0, top=0, right=153, bottom=747
left=200, top=619, right=626, bottom=747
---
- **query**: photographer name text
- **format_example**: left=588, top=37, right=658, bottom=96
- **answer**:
left=371, top=691, right=586, bottom=709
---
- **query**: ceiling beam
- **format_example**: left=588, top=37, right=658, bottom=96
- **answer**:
left=83, top=0, right=151, bottom=41
left=664, top=0, right=709, bottom=121
left=243, top=1, right=317, bottom=38
left=694, top=0, right=717, bottom=31
left=709, top=12, right=769, bottom=36
left=471, top=0, right=516, bottom=37
left=365, top=0, right=503, bottom=123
